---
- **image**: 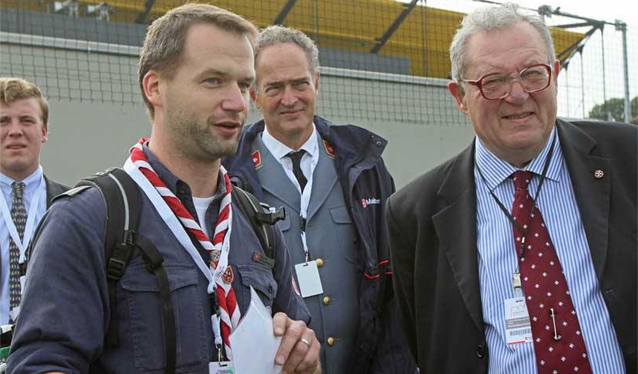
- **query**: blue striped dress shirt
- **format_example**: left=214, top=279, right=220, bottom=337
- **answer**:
left=474, top=128, right=625, bottom=374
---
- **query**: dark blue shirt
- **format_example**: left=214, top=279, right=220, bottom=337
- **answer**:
left=8, top=148, right=309, bottom=373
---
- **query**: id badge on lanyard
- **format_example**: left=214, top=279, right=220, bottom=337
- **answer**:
left=504, top=272, right=533, bottom=345
left=295, top=260, right=323, bottom=298
left=292, top=155, right=323, bottom=298
left=209, top=362, right=234, bottom=373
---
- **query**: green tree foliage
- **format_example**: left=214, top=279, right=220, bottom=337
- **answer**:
left=588, top=96, right=638, bottom=122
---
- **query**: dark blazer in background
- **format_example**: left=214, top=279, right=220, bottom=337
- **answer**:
left=44, top=176, right=69, bottom=207
left=386, top=119, right=637, bottom=373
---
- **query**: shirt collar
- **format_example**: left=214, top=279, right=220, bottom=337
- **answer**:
left=262, top=123, right=319, bottom=160
left=142, top=145, right=227, bottom=200
left=475, top=126, right=562, bottom=190
left=0, top=166, right=44, bottom=192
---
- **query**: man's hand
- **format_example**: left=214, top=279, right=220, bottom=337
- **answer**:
left=273, top=312, right=321, bottom=374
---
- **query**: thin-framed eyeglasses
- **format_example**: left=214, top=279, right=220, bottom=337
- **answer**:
left=462, top=63, right=553, bottom=100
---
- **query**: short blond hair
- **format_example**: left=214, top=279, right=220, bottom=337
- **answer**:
left=138, top=3, right=258, bottom=118
left=0, top=77, right=49, bottom=127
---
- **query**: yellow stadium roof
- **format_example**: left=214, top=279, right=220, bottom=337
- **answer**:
left=26, top=0, right=586, bottom=78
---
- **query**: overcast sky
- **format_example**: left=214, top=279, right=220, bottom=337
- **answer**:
left=511, top=0, right=638, bottom=27
left=422, top=0, right=637, bottom=27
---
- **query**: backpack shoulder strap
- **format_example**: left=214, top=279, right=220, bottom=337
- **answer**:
left=69, top=169, right=178, bottom=373
left=76, top=167, right=142, bottom=347
left=78, top=168, right=142, bottom=263
left=231, top=186, right=285, bottom=264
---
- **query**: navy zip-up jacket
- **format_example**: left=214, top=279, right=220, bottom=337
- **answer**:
left=223, top=116, right=416, bottom=373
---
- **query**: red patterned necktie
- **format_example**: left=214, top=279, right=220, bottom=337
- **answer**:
left=129, top=139, right=240, bottom=360
left=511, top=171, right=592, bottom=374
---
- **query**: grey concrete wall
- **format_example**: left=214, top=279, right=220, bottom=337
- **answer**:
left=1, top=36, right=475, bottom=189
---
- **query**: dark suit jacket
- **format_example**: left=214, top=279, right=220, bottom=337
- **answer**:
left=386, top=119, right=637, bottom=373
left=44, top=176, right=69, bottom=207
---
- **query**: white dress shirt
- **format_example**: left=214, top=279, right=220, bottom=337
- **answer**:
left=0, top=166, right=47, bottom=325
left=261, top=124, right=319, bottom=193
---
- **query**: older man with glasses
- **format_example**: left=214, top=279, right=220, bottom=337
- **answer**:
left=385, top=3, right=636, bottom=374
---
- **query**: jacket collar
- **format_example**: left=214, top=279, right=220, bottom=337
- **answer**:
left=238, top=115, right=387, bottom=160
left=223, top=115, right=387, bottom=198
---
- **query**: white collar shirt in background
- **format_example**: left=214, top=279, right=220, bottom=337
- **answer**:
left=261, top=124, right=319, bottom=194
left=0, top=166, right=47, bottom=325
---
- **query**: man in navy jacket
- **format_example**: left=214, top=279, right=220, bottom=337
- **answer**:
left=223, top=25, right=415, bottom=374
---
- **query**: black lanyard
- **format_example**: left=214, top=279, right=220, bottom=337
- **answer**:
left=476, top=133, right=557, bottom=259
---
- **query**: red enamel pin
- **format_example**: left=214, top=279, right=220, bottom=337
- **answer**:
left=323, top=140, right=336, bottom=158
left=252, top=150, right=262, bottom=169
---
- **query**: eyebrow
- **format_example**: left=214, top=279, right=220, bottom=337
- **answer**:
left=195, top=68, right=226, bottom=79
left=0, top=114, right=37, bottom=120
left=483, top=60, right=547, bottom=74
left=195, top=68, right=254, bottom=83
left=264, top=77, right=310, bottom=87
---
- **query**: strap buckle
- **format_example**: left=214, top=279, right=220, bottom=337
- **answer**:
left=106, top=231, right=137, bottom=281
left=106, top=256, right=127, bottom=281
left=255, top=205, right=285, bottom=225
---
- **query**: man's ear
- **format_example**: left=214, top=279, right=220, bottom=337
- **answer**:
left=143, top=70, right=163, bottom=110
left=41, top=124, right=48, bottom=143
left=553, top=59, right=561, bottom=80
left=250, top=87, right=261, bottom=110
left=448, top=81, right=469, bottom=115
left=314, top=71, right=320, bottom=93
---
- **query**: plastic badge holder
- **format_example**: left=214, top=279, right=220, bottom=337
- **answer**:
left=0, top=346, right=9, bottom=363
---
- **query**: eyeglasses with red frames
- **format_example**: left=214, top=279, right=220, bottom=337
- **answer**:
left=462, top=63, right=553, bottom=100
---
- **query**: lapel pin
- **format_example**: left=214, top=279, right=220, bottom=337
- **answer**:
left=323, top=140, right=336, bottom=158
left=251, top=150, right=262, bottom=169
left=593, top=169, right=604, bottom=179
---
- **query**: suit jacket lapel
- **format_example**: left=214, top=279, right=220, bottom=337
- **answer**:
left=44, top=175, right=68, bottom=208
left=432, top=143, right=484, bottom=334
left=253, top=136, right=302, bottom=214
left=556, top=119, right=610, bottom=280
left=306, top=138, right=338, bottom=222
left=45, top=175, right=54, bottom=208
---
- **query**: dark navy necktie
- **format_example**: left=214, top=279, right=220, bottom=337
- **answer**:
left=286, top=150, right=307, bottom=191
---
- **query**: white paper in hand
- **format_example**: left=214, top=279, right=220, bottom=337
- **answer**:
left=229, top=286, right=283, bottom=374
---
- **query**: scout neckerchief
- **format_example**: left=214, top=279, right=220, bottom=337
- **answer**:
left=124, top=138, right=240, bottom=361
